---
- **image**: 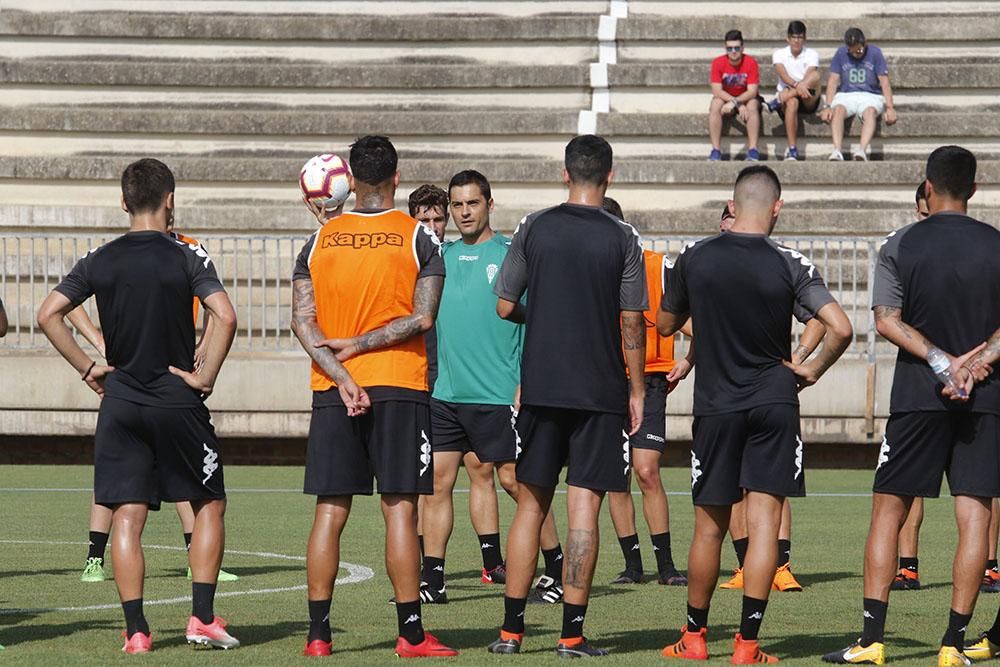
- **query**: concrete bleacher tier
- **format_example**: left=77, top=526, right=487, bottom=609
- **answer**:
left=0, top=0, right=997, bottom=445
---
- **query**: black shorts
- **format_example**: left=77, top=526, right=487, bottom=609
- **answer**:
left=778, top=90, right=821, bottom=114
left=873, top=412, right=1000, bottom=498
left=690, top=404, right=804, bottom=506
left=430, top=399, right=517, bottom=463
left=631, top=373, right=668, bottom=452
left=514, top=405, right=630, bottom=492
left=304, top=400, right=434, bottom=496
left=94, top=397, right=225, bottom=511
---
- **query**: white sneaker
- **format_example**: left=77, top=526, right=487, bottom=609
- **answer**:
left=828, top=149, right=844, bottom=161
left=852, top=147, right=869, bottom=161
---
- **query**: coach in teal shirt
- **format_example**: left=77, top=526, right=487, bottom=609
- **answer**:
left=417, top=170, right=537, bottom=604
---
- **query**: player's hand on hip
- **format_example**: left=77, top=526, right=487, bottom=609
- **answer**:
left=338, top=378, right=370, bottom=417
left=193, top=343, right=208, bottom=373
left=783, top=359, right=818, bottom=391
left=168, top=365, right=214, bottom=397
left=666, top=358, right=693, bottom=393
left=84, top=364, right=115, bottom=397
left=314, top=337, right=357, bottom=362
left=627, top=391, right=644, bottom=436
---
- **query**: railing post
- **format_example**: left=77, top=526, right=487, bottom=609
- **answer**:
left=864, top=239, right=878, bottom=437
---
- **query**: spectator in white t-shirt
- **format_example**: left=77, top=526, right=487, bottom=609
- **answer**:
left=765, top=21, right=821, bottom=161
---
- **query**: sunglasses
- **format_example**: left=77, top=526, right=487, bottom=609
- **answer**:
left=726, top=45, right=743, bottom=52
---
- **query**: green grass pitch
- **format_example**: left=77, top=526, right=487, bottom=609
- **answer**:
left=0, top=465, right=992, bottom=664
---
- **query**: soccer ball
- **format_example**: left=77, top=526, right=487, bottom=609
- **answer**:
left=299, top=154, right=351, bottom=212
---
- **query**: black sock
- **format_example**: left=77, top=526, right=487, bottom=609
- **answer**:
left=192, top=582, right=216, bottom=624
left=88, top=531, right=109, bottom=561
left=183, top=532, right=193, bottom=552
left=421, top=556, right=445, bottom=592
left=733, top=537, right=749, bottom=568
left=618, top=534, right=643, bottom=572
left=899, top=556, right=919, bottom=572
left=778, top=539, right=791, bottom=567
left=650, top=532, right=676, bottom=573
left=122, top=598, right=149, bottom=638
left=561, top=602, right=587, bottom=640
left=503, top=596, right=527, bottom=635
left=861, top=598, right=888, bottom=646
left=395, top=599, right=425, bottom=645
left=686, top=603, right=709, bottom=632
left=418, top=535, right=424, bottom=559
left=739, top=595, right=768, bottom=641
left=479, top=533, right=503, bottom=572
left=942, top=609, right=973, bottom=650
left=989, top=559, right=998, bottom=573
left=543, top=545, right=564, bottom=581
left=307, top=599, right=332, bottom=643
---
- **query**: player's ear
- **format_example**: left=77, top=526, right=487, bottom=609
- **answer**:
left=772, top=198, right=784, bottom=218
left=727, top=199, right=735, bottom=217
left=487, top=197, right=495, bottom=213
left=606, top=169, right=615, bottom=186
left=164, top=191, right=174, bottom=211
left=970, top=183, right=977, bottom=200
left=120, top=194, right=129, bottom=214
left=347, top=174, right=356, bottom=193
left=561, top=168, right=571, bottom=186
left=392, top=170, right=401, bottom=188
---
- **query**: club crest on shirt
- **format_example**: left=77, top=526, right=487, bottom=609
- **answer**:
left=486, top=263, right=499, bottom=284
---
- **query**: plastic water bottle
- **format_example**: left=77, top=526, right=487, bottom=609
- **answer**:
left=927, top=348, right=967, bottom=399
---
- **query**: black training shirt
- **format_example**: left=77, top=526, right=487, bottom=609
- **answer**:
left=55, top=231, right=225, bottom=407
left=662, top=232, right=834, bottom=416
left=872, top=213, right=1000, bottom=415
left=493, top=203, right=648, bottom=414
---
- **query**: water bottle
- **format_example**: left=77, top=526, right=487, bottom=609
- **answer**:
left=927, top=348, right=967, bottom=399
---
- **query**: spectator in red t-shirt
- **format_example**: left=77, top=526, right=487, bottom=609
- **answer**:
left=709, top=30, right=761, bottom=162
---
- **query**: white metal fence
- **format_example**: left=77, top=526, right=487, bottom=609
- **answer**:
left=0, top=233, right=885, bottom=357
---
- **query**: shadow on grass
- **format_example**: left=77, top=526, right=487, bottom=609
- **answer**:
left=151, top=564, right=304, bottom=579
left=0, top=568, right=79, bottom=579
left=794, top=570, right=858, bottom=586
left=153, top=619, right=321, bottom=649
left=773, top=631, right=936, bottom=660
left=0, top=618, right=121, bottom=647
left=602, top=623, right=739, bottom=653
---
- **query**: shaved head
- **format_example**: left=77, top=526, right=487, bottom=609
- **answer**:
left=733, top=166, right=781, bottom=214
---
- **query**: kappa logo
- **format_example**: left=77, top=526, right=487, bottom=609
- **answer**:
left=878, top=228, right=899, bottom=250
left=433, top=565, right=444, bottom=572
left=404, top=614, right=420, bottom=624
left=481, top=542, right=494, bottom=549
left=631, top=544, right=640, bottom=551
left=418, top=430, right=432, bottom=477
left=691, top=451, right=703, bottom=488
left=201, top=443, right=219, bottom=484
left=458, top=254, right=480, bottom=262
left=510, top=406, right=522, bottom=460
left=176, top=239, right=213, bottom=269
left=747, top=612, right=763, bottom=620
left=622, top=430, right=630, bottom=477
left=863, top=611, right=875, bottom=620
left=646, top=433, right=665, bottom=443
left=322, top=231, right=404, bottom=250
left=486, top=263, right=499, bottom=284
left=777, top=245, right=817, bottom=278
left=876, top=436, right=890, bottom=471
left=794, top=435, right=803, bottom=480
left=571, top=616, right=585, bottom=623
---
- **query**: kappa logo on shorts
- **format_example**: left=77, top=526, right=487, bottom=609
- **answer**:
left=876, top=436, right=890, bottom=471
left=794, top=435, right=803, bottom=480
left=418, top=430, right=432, bottom=477
left=646, top=433, right=665, bottom=443
left=621, top=430, right=630, bottom=477
left=510, top=406, right=522, bottom=460
left=691, top=450, right=703, bottom=488
left=201, top=443, right=219, bottom=484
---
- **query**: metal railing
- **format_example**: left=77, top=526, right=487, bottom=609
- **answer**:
left=0, top=233, right=885, bottom=357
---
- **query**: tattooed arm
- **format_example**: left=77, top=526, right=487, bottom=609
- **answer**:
left=793, top=318, right=827, bottom=364
left=290, top=278, right=369, bottom=415
left=873, top=305, right=935, bottom=359
left=622, top=310, right=646, bottom=436
left=967, top=327, right=1000, bottom=382
left=315, top=275, right=443, bottom=362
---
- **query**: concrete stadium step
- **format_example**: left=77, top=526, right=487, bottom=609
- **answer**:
left=2, top=1, right=610, bottom=16
left=626, top=1, right=995, bottom=18
left=0, top=10, right=601, bottom=41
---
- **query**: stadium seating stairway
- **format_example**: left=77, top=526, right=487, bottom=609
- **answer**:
left=0, top=1, right=996, bottom=441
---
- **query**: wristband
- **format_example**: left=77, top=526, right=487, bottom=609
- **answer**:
left=82, top=360, right=96, bottom=380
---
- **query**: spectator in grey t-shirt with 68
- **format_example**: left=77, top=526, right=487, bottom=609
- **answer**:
left=820, top=27, right=898, bottom=162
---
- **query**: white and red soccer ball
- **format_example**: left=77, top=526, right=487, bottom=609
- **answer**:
left=299, top=154, right=351, bottom=212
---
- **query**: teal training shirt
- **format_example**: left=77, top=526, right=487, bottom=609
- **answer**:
left=432, top=234, right=522, bottom=405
